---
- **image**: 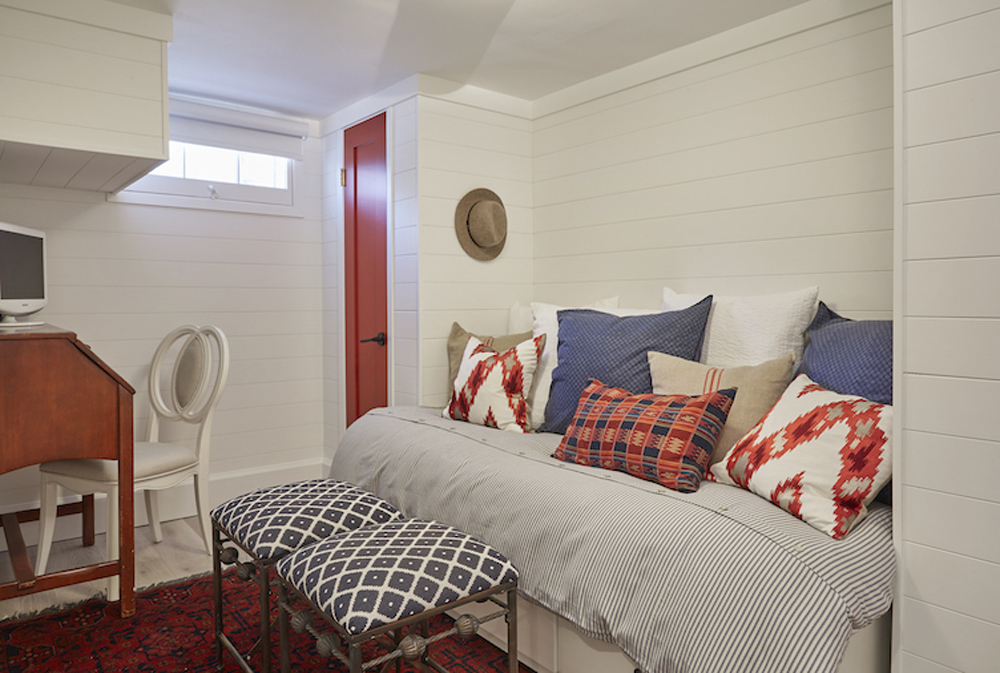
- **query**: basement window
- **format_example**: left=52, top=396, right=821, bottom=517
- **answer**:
left=135, top=140, right=292, bottom=204
left=111, top=97, right=308, bottom=216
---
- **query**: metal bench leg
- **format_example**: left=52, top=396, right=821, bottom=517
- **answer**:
left=213, top=526, right=224, bottom=669
left=507, top=588, right=518, bottom=672
left=277, top=581, right=291, bottom=673
left=257, top=561, right=271, bottom=672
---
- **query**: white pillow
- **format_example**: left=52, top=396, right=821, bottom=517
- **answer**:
left=661, top=286, right=818, bottom=367
left=508, top=297, right=619, bottom=334
left=529, top=298, right=664, bottom=431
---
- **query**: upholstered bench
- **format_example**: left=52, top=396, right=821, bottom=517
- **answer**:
left=273, top=518, right=520, bottom=673
left=210, top=479, right=404, bottom=672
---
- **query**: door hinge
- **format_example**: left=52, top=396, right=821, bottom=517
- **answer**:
left=340, top=168, right=346, bottom=187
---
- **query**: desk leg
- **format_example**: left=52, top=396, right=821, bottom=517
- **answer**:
left=82, top=495, right=95, bottom=546
left=118, top=388, right=135, bottom=618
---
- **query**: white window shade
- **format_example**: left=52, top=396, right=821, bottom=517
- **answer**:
left=168, top=97, right=308, bottom=160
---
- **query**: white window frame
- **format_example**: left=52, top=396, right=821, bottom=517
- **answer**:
left=110, top=96, right=308, bottom=217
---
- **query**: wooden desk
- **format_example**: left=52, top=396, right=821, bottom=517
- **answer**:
left=0, top=325, right=136, bottom=616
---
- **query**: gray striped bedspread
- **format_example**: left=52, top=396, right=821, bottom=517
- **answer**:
left=329, top=406, right=895, bottom=673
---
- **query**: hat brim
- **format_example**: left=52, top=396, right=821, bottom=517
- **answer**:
left=455, top=188, right=506, bottom=261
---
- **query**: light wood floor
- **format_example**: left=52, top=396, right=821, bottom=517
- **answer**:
left=0, top=517, right=212, bottom=623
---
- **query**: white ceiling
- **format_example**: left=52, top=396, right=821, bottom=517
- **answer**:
left=110, top=0, right=811, bottom=119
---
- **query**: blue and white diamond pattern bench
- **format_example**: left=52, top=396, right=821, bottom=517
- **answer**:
left=274, top=518, right=520, bottom=673
left=210, top=479, right=404, bottom=673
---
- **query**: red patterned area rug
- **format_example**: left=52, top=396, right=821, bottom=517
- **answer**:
left=0, top=570, right=535, bottom=672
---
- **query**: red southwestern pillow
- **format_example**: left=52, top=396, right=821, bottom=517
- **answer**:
left=444, top=334, right=546, bottom=433
left=711, top=374, right=892, bottom=539
left=554, top=379, right=736, bottom=493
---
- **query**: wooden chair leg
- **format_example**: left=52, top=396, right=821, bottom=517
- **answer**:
left=35, top=479, right=59, bottom=575
left=145, top=490, right=163, bottom=543
left=194, top=472, right=212, bottom=554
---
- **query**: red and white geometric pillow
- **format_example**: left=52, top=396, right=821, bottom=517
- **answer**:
left=710, top=374, right=892, bottom=539
left=443, top=334, right=546, bottom=433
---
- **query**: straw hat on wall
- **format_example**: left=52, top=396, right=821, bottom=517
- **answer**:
left=454, top=188, right=507, bottom=261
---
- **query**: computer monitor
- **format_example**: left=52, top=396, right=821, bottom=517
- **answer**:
left=0, top=221, right=47, bottom=328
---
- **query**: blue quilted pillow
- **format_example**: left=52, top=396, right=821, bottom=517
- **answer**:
left=540, top=297, right=712, bottom=434
left=798, top=302, right=892, bottom=405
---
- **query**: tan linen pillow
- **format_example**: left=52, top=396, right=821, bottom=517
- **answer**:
left=648, top=351, right=795, bottom=465
left=447, top=322, right=533, bottom=395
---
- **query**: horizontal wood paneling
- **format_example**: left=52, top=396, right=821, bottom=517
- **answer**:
left=905, top=318, right=1000, bottom=380
left=905, top=258, right=1000, bottom=317
left=904, top=0, right=1000, bottom=33
left=898, top=1, right=1000, bottom=667
left=533, top=8, right=892, bottom=138
left=906, top=134, right=1000, bottom=204
left=533, top=5, right=892, bottom=313
left=535, top=67, right=893, bottom=182
left=906, top=196, right=1000, bottom=260
left=903, top=375, right=1000, bottom=442
left=903, top=488, right=1000, bottom=565
left=903, top=543, right=1000, bottom=624
left=535, top=109, right=892, bottom=209
left=903, top=7, right=1000, bottom=90
left=898, top=652, right=964, bottom=673
left=905, top=70, right=1000, bottom=147
left=901, top=598, right=1000, bottom=673
left=0, top=33, right=162, bottom=101
left=392, top=103, right=420, bottom=408
left=0, top=5, right=165, bottom=63
left=415, top=96, right=533, bottom=407
left=0, top=3, right=168, bottom=190
left=535, top=151, right=892, bottom=233
left=903, top=431, right=1000, bottom=506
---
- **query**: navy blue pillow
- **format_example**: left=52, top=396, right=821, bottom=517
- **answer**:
left=798, top=302, right=892, bottom=405
left=540, top=297, right=713, bottom=434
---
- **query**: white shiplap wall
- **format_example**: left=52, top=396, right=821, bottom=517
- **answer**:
left=532, top=0, right=893, bottom=319
left=321, top=125, right=345, bottom=463
left=897, top=1, right=1000, bottom=670
left=0, top=130, right=325, bottom=544
left=394, top=98, right=420, bottom=407
left=415, top=94, right=534, bottom=408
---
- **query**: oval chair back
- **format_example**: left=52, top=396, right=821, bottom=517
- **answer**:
left=146, top=325, right=230, bottom=453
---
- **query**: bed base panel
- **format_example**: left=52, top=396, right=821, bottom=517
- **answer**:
left=454, top=597, right=891, bottom=673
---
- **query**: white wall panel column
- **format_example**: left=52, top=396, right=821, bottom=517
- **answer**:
left=896, top=0, right=1000, bottom=669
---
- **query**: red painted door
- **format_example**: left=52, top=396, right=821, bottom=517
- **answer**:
left=344, top=113, right=387, bottom=426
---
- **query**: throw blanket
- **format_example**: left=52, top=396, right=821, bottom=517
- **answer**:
left=329, top=407, right=894, bottom=673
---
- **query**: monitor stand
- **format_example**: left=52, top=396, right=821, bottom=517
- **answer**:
left=0, top=314, right=45, bottom=329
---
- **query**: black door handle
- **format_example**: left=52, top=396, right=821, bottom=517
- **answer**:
left=360, top=332, right=386, bottom=347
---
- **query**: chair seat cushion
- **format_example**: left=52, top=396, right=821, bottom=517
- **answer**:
left=275, top=519, right=519, bottom=636
left=40, top=442, right=198, bottom=483
left=211, top=479, right=403, bottom=560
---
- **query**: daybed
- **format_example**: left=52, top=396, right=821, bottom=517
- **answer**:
left=328, top=290, right=896, bottom=673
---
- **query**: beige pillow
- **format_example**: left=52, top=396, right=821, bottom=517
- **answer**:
left=447, top=322, right=533, bottom=395
left=648, top=351, right=795, bottom=465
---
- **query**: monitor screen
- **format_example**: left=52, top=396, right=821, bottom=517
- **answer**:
left=0, top=229, right=45, bottom=300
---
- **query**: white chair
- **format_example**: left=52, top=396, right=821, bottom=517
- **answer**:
left=35, top=325, right=230, bottom=598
